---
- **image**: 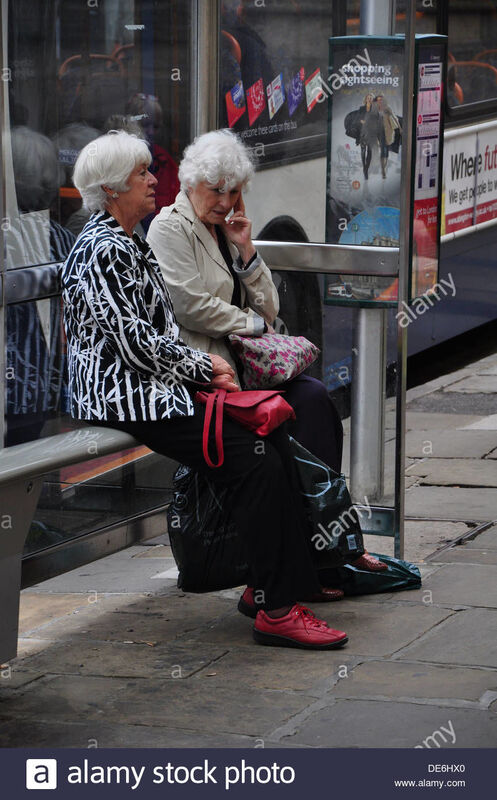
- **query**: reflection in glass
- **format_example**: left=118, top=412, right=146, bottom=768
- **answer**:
left=3, top=0, right=195, bottom=557
left=447, top=0, right=497, bottom=107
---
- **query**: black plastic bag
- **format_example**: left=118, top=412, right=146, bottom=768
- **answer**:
left=319, top=553, right=422, bottom=595
left=289, top=437, right=365, bottom=568
left=167, top=465, right=249, bottom=593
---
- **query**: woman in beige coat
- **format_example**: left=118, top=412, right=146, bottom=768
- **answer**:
left=147, top=175, right=278, bottom=384
left=147, top=130, right=385, bottom=596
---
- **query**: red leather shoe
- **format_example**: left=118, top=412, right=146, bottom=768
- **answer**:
left=253, top=604, right=348, bottom=650
left=238, top=587, right=257, bottom=619
left=352, top=553, right=388, bottom=571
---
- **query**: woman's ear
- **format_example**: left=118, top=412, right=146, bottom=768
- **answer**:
left=102, top=185, right=119, bottom=199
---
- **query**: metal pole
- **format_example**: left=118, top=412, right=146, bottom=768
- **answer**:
left=193, top=0, right=220, bottom=137
left=0, top=0, right=8, bottom=451
left=394, top=0, right=416, bottom=558
left=350, top=0, right=395, bottom=504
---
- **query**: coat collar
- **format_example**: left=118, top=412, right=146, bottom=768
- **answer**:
left=174, top=190, right=234, bottom=275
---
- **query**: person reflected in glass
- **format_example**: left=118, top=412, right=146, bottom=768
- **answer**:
left=6, top=127, right=76, bottom=446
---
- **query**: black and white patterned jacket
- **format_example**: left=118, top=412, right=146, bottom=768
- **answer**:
left=61, top=211, right=213, bottom=421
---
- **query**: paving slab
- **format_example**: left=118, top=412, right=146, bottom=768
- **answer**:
left=393, top=562, right=497, bottom=608
left=405, top=487, right=497, bottom=522
left=0, top=669, right=44, bottom=691
left=16, top=638, right=57, bottom=659
left=460, top=414, right=497, bottom=430
left=479, top=364, right=497, bottom=375
left=0, top=674, right=317, bottom=737
left=409, top=391, right=497, bottom=416
left=295, top=603, right=454, bottom=658
left=284, top=700, right=497, bottom=748
left=465, top=525, right=497, bottom=550
left=192, top=648, right=359, bottom=693
left=131, top=545, right=173, bottom=558
left=447, top=375, right=497, bottom=394
left=407, top=458, right=497, bottom=487
left=363, top=521, right=469, bottom=564
left=18, top=593, right=102, bottom=635
left=13, top=640, right=228, bottom=680
left=0, top=719, right=280, bottom=749
left=18, top=592, right=147, bottom=636
left=20, top=594, right=235, bottom=645
left=431, top=548, right=497, bottom=565
left=405, top=430, right=497, bottom=459
left=331, top=660, right=497, bottom=702
left=405, top=413, right=484, bottom=430
left=395, top=608, right=497, bottom=668
left=26, top=549, right=180, bottom=594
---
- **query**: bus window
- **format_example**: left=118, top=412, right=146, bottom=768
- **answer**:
left=394, top=1, right=439, bottom=35
left=447, top=0, right=497, bottom=107
left=347, top=1, right=439, bottom=36
left=219, top=0, right=336, bottom=167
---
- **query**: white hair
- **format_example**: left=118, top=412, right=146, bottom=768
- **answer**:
left=11, top=126, right=59, bottom=211
left=73, top=130, right=151, bottom=212
left=178, top=129, right=254, bottom=192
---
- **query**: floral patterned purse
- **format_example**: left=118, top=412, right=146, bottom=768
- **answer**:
left=228, top=332, right=319, bottom=389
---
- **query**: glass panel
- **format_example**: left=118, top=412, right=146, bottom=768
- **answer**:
left=346, top=1, right=438, bottom=37
left=5, top=0, right=191, bottom=269
left=446, top=0, right=497, bottom=108
left=6, top=297, right=68, bottom=447
left=3, top=0, right=194, bottom=556
left=395, top=0, right=439, bottom=35
left=24, top=442, right=176, bottom=556
left=219, top=0, right=336, bottom=243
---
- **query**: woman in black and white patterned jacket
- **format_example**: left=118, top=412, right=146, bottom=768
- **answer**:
left=61, top=130, right=349, bottom=651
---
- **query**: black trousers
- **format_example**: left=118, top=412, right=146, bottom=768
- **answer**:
left=282, top=374, right=343, bottom=473
left=103, top=403, right=321, bottom=610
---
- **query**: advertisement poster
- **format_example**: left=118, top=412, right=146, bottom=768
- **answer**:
left=476, top=128, right=497, bottom=223
left=442, top=127, right=497, bottom=235
left=225, top=80, right=246, bottom=128
left=441, top=132, right=476, bottom=235
left=411, top=49, right=443, bottom=297
left=325, top=38, right=404, bottom=303
left=287, top=67, right=305, bottom=116
left=476, top=129, right=497, bottom=223
left=266, top=73, right=285, bottom=119
left=246, top=78, right=266, bottom=125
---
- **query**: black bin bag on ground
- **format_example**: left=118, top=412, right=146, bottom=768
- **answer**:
left=167, top=464, right=250, bottom=592
left=319, top=553, right=422, bottom=595
left=288, top=437, right=365, bottom=568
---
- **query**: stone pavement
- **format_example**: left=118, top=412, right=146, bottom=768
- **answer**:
left=0, top=353, right=496, bottom=749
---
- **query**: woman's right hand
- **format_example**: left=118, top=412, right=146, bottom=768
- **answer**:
left=208, top=354, right=238, bottom=392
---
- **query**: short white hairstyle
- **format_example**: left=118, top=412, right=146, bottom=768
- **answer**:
left=179, top=129, right=254, bottom=192
left=73, top=130, right=151, bottom=212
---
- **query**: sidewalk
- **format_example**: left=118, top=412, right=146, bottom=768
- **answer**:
left=0, top=353, right=496, bottom=749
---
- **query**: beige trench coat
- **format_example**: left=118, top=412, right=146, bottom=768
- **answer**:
left=146, top=190, right=279, bottom=383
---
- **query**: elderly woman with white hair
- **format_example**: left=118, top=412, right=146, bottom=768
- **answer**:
left=61, top=129, right=350, bottom=651
left=147, top=129, right=386, bottom=599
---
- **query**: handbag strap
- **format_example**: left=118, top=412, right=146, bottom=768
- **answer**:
left=202, top=389, right=226, bottom=468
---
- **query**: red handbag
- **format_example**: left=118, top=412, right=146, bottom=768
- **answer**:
left=195, top=389, right=296, bottom=468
